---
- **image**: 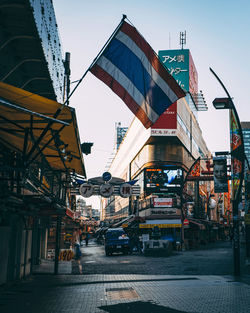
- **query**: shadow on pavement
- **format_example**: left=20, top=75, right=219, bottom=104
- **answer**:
left=99, top=300, right=195, bottom=313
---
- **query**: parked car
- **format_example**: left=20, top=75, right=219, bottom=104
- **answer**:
left=104, top=227, right=130, bottom=256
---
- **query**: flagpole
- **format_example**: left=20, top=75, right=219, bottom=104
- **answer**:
left=64, top=14, right=127, bottom=106
left=25, top=15, right=127, bottom=164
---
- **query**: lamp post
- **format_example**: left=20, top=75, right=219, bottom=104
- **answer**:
left=211, top=68, right=245, bottom=277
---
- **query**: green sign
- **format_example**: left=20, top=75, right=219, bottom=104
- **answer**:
left=158, top=49, right=190, bottom=92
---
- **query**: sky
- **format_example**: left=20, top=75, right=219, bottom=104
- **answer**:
left=52, top=0, right=250, bottom=210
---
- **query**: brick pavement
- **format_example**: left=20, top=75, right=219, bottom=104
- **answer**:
left=2, top=241, right=250, bottom=312
left=1, top=273, right=250, bottom=313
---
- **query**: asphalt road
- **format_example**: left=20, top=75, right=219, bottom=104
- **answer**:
left=74, top=239, right=250, bottom=276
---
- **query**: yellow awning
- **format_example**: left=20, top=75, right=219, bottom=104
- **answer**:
left=0, top=82, right=86, bottom=176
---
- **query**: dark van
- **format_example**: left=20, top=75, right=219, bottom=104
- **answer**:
left=104, top=227, right=130, bottom=256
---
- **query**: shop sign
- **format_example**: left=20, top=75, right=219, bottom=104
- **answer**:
left=153, top=197, right=173, bottom=207
left=139, top=223, right=181, bottom=228
left=66, top=208, right=74, bottom=219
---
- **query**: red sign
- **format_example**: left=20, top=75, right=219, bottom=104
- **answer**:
left=66, top=208, right=75, bottom=219
left=153, top=198, right=173, bottom=208
left=183, top=219, right=189, bottom=226
left=151, top=102, right=177, bottom=129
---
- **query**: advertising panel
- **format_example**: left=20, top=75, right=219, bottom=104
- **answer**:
left=189, top=52, right=198, bottom=96
left=213, top=157, right=228, bottom=193
left=158, top=49, right=189, bottom=91
left=153, top=198, right=173, bottom=207
left=151, top=102, right=177, bottom=136
left=230, top=109, right=244, bottom=200
left=145, top=167, right=182, bottom=194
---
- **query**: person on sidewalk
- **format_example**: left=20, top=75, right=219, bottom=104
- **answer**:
left=85, top=232, right=90, bottom=246
left=129, top=232, right=142, bottom=254
left=74, top=242, right=82, bottom=274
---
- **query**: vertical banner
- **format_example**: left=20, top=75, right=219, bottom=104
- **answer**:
left=230, top=110, right=243, bottom=200
left=213, top=157, right=228, bottom=193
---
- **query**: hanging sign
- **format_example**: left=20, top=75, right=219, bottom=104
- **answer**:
left=119, top=183, right=133, bottom=198
left=100, top=183, right=114, bottom=198
left=102, top=171, right=112, bottom=182
left=79, top=183, right=94, bottom=198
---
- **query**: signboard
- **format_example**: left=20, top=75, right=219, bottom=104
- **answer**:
left=230, top=109, right=244, bottom=200
left=145, top=167, right=182, bottom=193
left=119, top=183, right=133, bottom=198
left=151, top=102, right=177, bottom=137
left=158, top=49, right=189, bottom=91
left=100, top=183, right=114, bottom=198
left=158, top=49, right=198, bottom=96
left=153, top=198, right=173, bottom=208
left=151, top=208, right=181, bottom=216
left=139, top=223, right=182, bottom=229
left=102, top=171, right=112, bottom=182
left=79, top=183, right=94, bottom=198
left=213, top=157, right=228, bottom=193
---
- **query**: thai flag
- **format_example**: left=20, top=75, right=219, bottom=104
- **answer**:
left=90, top=21, right=185, bottom=129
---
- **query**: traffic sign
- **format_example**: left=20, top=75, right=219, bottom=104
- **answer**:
left=183, top=219, right=189, bottom=226
left=102, top=172, right=112, bottom=182
left=100, top=183, right=114, bottom=198
left=119, top=183, right=133, bottom=198
left=79, top=183, right=94, bottom=198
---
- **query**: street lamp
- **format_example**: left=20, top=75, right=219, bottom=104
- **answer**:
left=212, top=97, right=233, bottom=110
left=211, top=68, right=245, bottom=277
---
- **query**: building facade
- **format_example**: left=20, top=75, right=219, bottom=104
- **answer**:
left=101, top=49, right=210, bottom=232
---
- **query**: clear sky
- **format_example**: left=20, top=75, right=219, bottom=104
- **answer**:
left=53, top=0, right=250, bottom=210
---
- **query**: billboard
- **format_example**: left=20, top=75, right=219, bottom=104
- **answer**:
left=213, top=157, right=228, bottom=193
left=145, top=167, right=182, bottom=193
left=151, top=102, right=177, bottom=136
left=158, top=49, right=198, bottom=95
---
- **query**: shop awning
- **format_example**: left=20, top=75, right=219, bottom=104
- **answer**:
left=0, top=82, right=85, bottom=176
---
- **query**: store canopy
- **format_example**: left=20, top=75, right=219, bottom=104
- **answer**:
left=0, top=82, right=86, bottom=176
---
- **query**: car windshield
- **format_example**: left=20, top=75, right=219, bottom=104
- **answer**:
left=106, top=230, right=125, bottom=239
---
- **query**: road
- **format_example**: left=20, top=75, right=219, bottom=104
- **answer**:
left=73, top=239, right=250, bottom=276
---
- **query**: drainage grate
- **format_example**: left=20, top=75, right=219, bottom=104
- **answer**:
left=106, top=287, right=139, bottom=300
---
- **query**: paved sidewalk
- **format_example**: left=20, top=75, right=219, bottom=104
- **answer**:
left=1, top=273, right=250, bottom=313
left=33, top=259, right=72, bottom=275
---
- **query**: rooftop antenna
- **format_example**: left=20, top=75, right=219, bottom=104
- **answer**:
left=180, top=31, right=186, bottom=49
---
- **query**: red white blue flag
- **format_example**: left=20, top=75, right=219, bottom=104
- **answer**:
left=90, top=20, right=185, bottom=129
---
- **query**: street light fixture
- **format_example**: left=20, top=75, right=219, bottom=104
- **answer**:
left=211, top=68, right=245, bottom=277
left=212, top=97, right=233, bottom=110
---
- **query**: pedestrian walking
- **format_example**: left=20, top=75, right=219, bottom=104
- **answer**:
left=85, top=232, right=90, bottom=246
left=74, top=242, right=82, bottom=274
left=129, top=232, right=142, bottom=254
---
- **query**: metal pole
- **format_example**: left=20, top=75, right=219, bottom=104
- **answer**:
left=232, top=199, right=240, bottom=275
left=54, top=215, right=62, bottom=275
left=210, top=68, right=244, bottom=277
